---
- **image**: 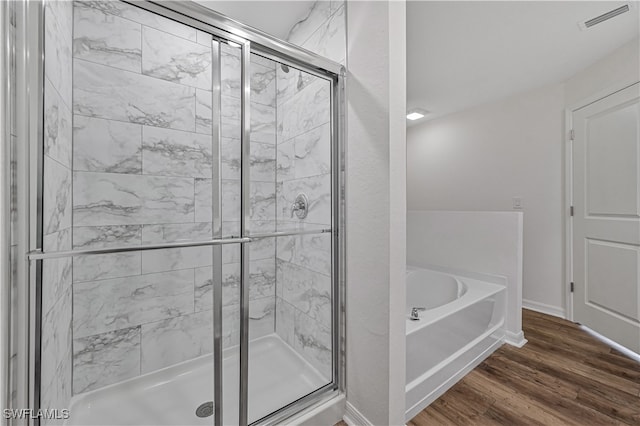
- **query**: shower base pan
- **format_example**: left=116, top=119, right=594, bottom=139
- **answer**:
left=67, top=334, right=328, bottom=425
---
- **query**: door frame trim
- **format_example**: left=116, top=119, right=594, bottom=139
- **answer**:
left=564, top=79, right=640, bottom=322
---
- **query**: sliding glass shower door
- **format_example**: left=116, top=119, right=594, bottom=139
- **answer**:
left=34, top=1, right=341, bottom=425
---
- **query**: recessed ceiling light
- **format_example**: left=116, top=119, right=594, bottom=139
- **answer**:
left=407, top=109, right=429, bottom=121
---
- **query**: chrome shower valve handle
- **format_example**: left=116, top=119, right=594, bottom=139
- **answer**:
left=290, top=193, right=309, bottom=219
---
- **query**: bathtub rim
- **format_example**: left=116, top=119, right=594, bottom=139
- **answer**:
left=405, top=266, right=505, bottom=334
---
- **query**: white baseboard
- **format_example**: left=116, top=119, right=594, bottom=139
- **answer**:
left=504, top=330, right=527, bottom=348
left=523, top=299, right=565, bottom=319
left=343, top=402, right=374, bottom=426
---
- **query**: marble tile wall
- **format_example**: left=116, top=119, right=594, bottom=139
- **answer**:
left=41, top=1, right=73, bottom=420
left=41, top=0, right=74, bottom=418
left=69, top=1, right=277, bottom=395
left=271, top=0, right=346, bottom=381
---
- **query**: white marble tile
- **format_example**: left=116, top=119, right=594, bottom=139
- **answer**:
left=43, top=156, right=72, bottom=236
left=222, top=244, right=240, bottom=264
left=222, top=304, right=240, bottom=347
left=73, top=225, right=142, bottom=249
left=249, top=296, right=275, bottom=339
left=40, top=345, right=71, bottom=416
left=141, top=246, right=212, bottom=274
left=73, top=252, right=141, bottom=283
left=142, top=222, right=212, bottom=244
left=222, top=262, right=240, bottom=305
left=294, top=122, right=331, bottom=179
left=276, top=66, right=317, bottom=107
left=275, top=297, right=295, bottom=346
left=250, top=59, right=276, bottom=107
left=279, top=79, right=330, bottom=143
left=45, top=1, right=72, bottom=109
left=278, top=174, right=331, bottom=226
left=73, top=4, right=142, bottom=73
left=194, top=266, right=214, bottom=312
left=276, top=140, right=295, bottom=181
left=222, top=221, right=241, bottom=238
left=302, top=5, right=346, bottom=64
left=142, top=26, right=211, bottom=90
left=43, top=226, right=71, bottom=252
left=250, top=182, right=276, bottom=223
left=141, top=310, right=213, bottom=373
left=44, top=78, right=72, bottom=169
left=276, top=233, right=331, bottom=276
left=294, top=309, right=331, bottom=380
left=73, top=115, right=142, bottom=174
left=250, top=142, right=276, bottom=182
left=74, top=59, right=196, bottom=132
left=330, top=0, right=345, bottom=14
left=220, top=237, right=275, bottom=266
left=73, top=172, right=195, bottom=226
left=194, top=178, right=213, bottom=223
left=72, top=326, right=140, bottom=393
left=222, top=179, right=241, bottom=223
left=221, top=137, right=241, bottom=180
left=277, top=260, right=331, bottom=328
left=251, top=237, right=276, bottom=261
left=142, top=126, right=212, bottom=178
left=250, top=258, right=276, bottom=300
left=250, top=219, right=278, bottom=234
left=251, top=103, right=276, bottom=145
left=286, top=1, right=332, bottom=46
left=196, top=30, right=212, bottom=47
left=221, top=95, right=241, bottom=139
left=40, top=286, right=72, bottom=405
left=73, top=269, right=195, bottom=338
left=41, top=255, right=72, bottom=326
left=76, top=1, right=197, bottom=42
left=195, top=89, right=212, bottom=135
left=221, top=44, right=241, bottom=99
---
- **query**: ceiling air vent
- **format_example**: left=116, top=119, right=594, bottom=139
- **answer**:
left=579, top=4, right=631, bottom=29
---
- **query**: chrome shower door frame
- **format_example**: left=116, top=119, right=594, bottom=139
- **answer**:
left=25, top=1, right=346, bottom=425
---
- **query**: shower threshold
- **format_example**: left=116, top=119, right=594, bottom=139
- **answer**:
left=66, top=334, right=329, bottom=425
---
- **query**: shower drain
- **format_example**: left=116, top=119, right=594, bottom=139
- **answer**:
left=195, top=401, right=214, bottom=418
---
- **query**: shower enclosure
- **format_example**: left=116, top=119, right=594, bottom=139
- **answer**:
left=18, top=1, right=345, bottom=424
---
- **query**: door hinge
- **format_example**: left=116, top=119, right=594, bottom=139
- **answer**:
left=570, top=282, right=574, bottom=293
left=570, top=206, right=574, bottom=216
left=570, top=129, right=575, bottom=141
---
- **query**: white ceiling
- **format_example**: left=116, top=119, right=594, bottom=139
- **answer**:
left=194, top=1, right=315, bottom=40
left=407, top=1, right=640, bottom=123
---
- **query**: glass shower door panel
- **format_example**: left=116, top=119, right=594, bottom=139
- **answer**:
left=247, top=57, right=334, bottom=423
left=39, top=1, right=228, bottom=424
left=49, top=248, right=218, bottom=426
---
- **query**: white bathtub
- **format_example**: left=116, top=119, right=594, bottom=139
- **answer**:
left=405, top=267, right=506, bottom=421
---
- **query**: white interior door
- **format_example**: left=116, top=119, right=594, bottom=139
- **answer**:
left=572, top=82, right=640, bottom=353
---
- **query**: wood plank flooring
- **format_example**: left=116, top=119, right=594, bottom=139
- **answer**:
left=411, top=309, right=640, bottom=425
left=336, top=309, right=640, bottom=425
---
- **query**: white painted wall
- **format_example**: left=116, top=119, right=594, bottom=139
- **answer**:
left=407, top=211, right=525, bottom=344
left=346, top=1, right=406, bottom=425
left=406, top=37, right=640, bottom=319
left=407, top=82, right=566, bottom=315
left=565, top=38, right=640, bottom=108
